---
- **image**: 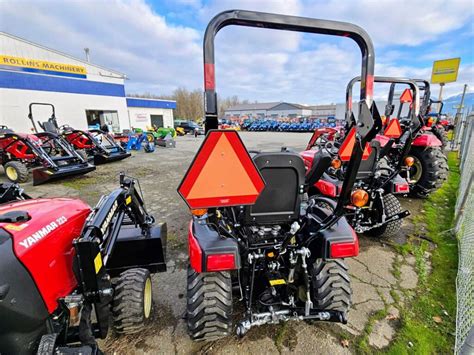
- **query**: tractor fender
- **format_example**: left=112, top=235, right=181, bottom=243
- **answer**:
left=188, top=218, right=241, bottom=273
left=313, top=173, right=341, bottom=197
left=386, top=174, right=410, bottom=194
left=307, top=215, right=359, bottom=260
left=374, top=134, right=391, bottom=147
left=412, top=133, right=442, bottom=147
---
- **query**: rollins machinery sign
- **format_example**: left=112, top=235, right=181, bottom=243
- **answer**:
left=0, top=55, right=87, bottom=79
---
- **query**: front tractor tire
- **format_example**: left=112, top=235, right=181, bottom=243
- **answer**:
left=406, top=146, right=448, bottom=198
left=366, top=193, right=402, bottom=239
left=112, top=268, right=153, bottom=334
left=311, top=259, right=351, bottom=313
left=186, top=266, right=232, bottom=341
left=4, top=161, right=29, bottom=183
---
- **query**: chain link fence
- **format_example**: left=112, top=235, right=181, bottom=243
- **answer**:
left=453, top=113, right=474, bottom=354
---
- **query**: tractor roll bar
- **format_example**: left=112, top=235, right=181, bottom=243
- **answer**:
left=386, top=79, right=429, bottom=117
left=203, top=9, right=375, bottom=131
left=28, top=102, right=56, bottom=133
left=345, top=76, right=420, bottom=124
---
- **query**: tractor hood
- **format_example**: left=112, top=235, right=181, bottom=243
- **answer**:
left=0, top=198, right=91, bottom=313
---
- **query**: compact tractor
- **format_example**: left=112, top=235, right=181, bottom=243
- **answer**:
left=300, top=77, right=425, bottom=238
left=178, top=10, right=380, bottom=340
left=29, top=103, right=131, bottom=165
left=0, top=174, right=167, bottom=354
left=383, top=80, right=448, bottom=197
left=0, top=122, right=95, bottom=185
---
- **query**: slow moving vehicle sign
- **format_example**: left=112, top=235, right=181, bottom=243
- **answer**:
left=178, top=130, right=265, bottom=209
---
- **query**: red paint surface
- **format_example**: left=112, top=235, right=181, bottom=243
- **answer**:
left=0, top=198, right=91, bottom=313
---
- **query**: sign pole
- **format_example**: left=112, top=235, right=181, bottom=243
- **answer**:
left=438, top=83, right=445, bottom=113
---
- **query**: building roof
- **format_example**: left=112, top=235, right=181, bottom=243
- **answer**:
left=226, top=102, right=310, bottom=111
left=1, top=31, right=125, bottom=77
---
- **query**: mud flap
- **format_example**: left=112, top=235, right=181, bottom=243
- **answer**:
left=32, top=164, right=95, bottom=185
left=190, top=219, right=241, bottom=272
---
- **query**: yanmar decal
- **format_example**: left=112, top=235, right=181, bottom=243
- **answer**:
left=19, top=216, right=67, bottom=249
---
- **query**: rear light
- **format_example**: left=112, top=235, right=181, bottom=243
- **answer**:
left=404, top=157, right=415, bottom=167
left=394, top=183, right=410, bottom=193
left=330, top=239, right=359, bottom=258
left=351, top=189, right=369, bottom=207
left=188, top=221, right=202, bottom=272
left=206, top=254, right=236, bottom=271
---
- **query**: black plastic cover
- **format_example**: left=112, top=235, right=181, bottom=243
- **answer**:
left=244, top=152, right=306, bottom=225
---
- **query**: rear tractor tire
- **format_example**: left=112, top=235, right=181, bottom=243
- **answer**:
left=4, top=161, right=29, bottom=183
left=37, top=333, right=58, bottom=355
left=112, top=268, right=153, bottom=334
left=311, top=259, right=351, bottom=313
left=186, top=266, right=232, bottom=341
left=406, top=146, right=448, bottom=198
left=366, top=193, right=402, bottom=239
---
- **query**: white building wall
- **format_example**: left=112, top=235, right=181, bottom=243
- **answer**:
left=127, top=107, right=174, bottom=130
left=0, top=88, right=128, bottom=133
left=1, top=33, right=125, bottom=85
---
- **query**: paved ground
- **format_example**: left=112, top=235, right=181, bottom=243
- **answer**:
left=0, top=132, right=424, bottom=354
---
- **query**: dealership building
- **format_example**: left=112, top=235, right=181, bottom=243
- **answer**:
left=0, top=32, right=176, bottom=133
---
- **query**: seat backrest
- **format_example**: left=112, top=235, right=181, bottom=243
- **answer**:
left=306, top=150, right=332, bottom=187
left=41, top=121, right=59, bottom=134
left=243, top=152, right=306, bottom=225
left=356, top=140, right=381, bottom=180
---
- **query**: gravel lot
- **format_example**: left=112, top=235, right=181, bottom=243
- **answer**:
left=0, top=132, right=424, bottom=354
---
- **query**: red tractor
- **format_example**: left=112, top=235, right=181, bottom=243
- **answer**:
left=29, top=103, right=131, bottom=165
left=300, top=77, right=421, bottom=238
left=0, top=123, right=95, bottom=185
left=0, top=174, right=167, bottom=354
left=383, top=80, right=448, bottom=197
left=179, top=10, right=380, bottom=340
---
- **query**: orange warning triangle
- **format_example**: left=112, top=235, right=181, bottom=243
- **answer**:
left=178, top=131, right=265, bottom=209
left=362, top=143, right=372, bottom=160
left=187, top=134, right=258, bottom=199
left=384, top=118, right=402, bottom=138
left=338, top=127, right=356, bottom=161
left=399, top=89, right=413, bottom=103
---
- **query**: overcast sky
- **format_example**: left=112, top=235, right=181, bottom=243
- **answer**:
left=1, top=0, right=473, bottom=104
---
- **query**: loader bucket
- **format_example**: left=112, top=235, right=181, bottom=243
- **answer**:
left=93, top=151, right=132, bottom=165
left=32, top=163, right=96, bottom=185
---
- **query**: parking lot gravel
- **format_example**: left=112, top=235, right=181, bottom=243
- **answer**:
left=0, top=132, right=423, bottom=354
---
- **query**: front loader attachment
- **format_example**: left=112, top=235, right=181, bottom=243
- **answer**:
left=93, top=151, right=131, bottom=165
left=32, top=163, right=95, bottom=186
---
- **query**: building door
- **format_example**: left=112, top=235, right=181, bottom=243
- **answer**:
left=86, top=110, right=120, bottom=132
left=150, top=114, right=164, bottom=128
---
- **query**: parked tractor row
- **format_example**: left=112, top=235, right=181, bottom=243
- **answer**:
left=242, top=117, right=338, bottom=132
left=0, top=9, right=451, bottom=354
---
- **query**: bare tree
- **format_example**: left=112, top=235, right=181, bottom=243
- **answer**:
left=128, top=89, right=253, bottom=122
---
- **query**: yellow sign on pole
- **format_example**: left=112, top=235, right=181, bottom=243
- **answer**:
left=431, top=58, right=461, bottom=84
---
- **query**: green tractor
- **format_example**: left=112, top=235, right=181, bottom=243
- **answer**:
left=146, top=126, right=177, bottom=142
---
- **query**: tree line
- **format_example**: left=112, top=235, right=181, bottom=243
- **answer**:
left=128, top=88, right=253, bottom=121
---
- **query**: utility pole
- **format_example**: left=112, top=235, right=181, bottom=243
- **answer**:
left=453, top=84, right=468, bottom=149
left=84, top=48, right=90, bottom=62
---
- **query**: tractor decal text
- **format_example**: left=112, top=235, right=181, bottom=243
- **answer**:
left=19, top=216, right=67, bottom=249
left=100, top=201, right=118, bottom=236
